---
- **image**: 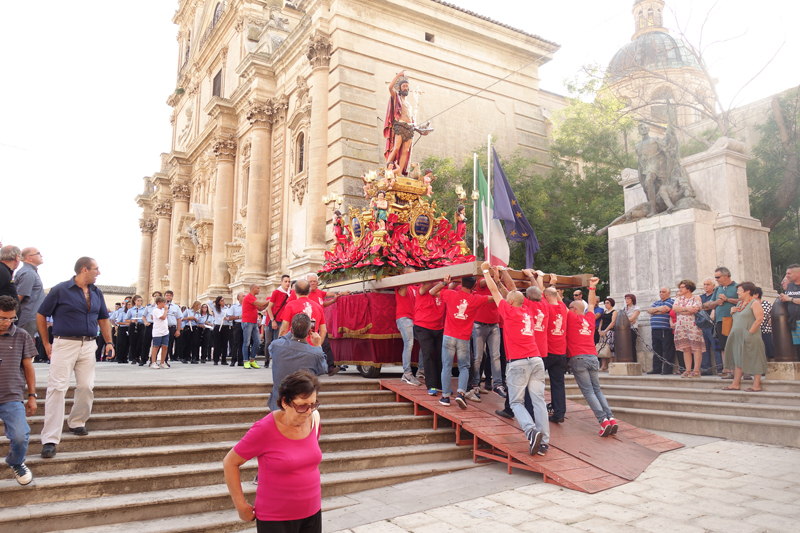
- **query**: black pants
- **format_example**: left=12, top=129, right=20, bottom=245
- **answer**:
left=141, top=324, right=153, bottom=364
left=181, top=327, right=194, bottom=362
left=200, top=328, right=213, bottom=362
left=545, top=353, right=567, bottom=418
left=95, top=336, right=105, bottom=361
left=188, top=327, right=202, bottom=362
left=128, top=324, right=143, bottom=363
left=256, top=509, right=321, bottom=533
left=321, top=337, right=334, bottom=369
left=651, top=328, right=676, bottom=374
left=414, top=325, right=443, bottom=390
left=115, top=327, right=129, bottom=363
left=167, top=326, right=179, bottom=361
left=229, top=323, right=243, bottom=365
left=213, top=325, right=230, bottom=363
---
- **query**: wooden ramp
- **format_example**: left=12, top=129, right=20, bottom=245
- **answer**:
left=380, top=379, right=683, bottom=494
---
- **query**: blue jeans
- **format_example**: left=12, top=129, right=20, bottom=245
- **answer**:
left=506, top=357, right=549, bottom=444
left=471, top=323, right=502, bottom=388
left=440, top=335, right=471, bottom=397
left=571, top=354, right=613, bottom=423
left=701, top=327, right=722, bottom=372
left=241, top=322, right=260, bottom=362
left=0, top=401, right=30, bottom=467
left=396, top=317, right=415, bottom=374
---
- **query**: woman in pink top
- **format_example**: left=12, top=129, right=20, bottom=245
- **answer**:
left=223, top=371, right=323, bottom=532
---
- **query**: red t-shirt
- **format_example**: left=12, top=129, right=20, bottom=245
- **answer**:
left=545, top=301, right=569, bottom=355
left=233, top=412, right=321, bottom=521
left=395, top=285, right=417, bottom=321
left=269, top=289, right=290, bottom=322
left=439, top=288, right=488, bottom=341
left=282, top=297, right=326, bottom=333
left=289, top=289, right=327, bottom=308
left=497, top=300, right=539, bottom=360
left=242, top=293, right=259, bottom=324
left=414, top=290, right=445, bottom=331
left=472, top=285, right=499, bottom=324
left=566, top=309, right=597, bottom=358
left=523, top=299, right=551, bottom=358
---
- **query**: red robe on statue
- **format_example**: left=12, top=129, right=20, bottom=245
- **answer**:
left=383, top=92, right=410, bottom=176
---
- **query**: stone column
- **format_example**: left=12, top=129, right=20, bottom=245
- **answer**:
left=180, top=254, right=191, bottom=306
left=208, top=134, right=237, bottom=294
left=204, top=245, right=214, bottom=291
left=152, top=199, right=173, bottom=293
left=196, top=246, right=207, bottom=298
left=241, top=101, right=275, bottom=281
left=304, top=31, right=331, bottom=261
left=170, top=182, right=191, bottom=300
left=137, top=218, right=156, bottom=296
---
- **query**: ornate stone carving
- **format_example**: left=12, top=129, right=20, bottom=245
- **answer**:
left=246, top=96, right=289, bottom=128
left=268, top=10, right=289, bottom=31
left=291, top=176, right=308, bottom=205
left=211, top=134, right=237, bottom=161
left=296, top=75, right=310, bottom=105
left=171, top=182, right=191, bottom=202
left=233, top=220, right=247, bottom=239
left=154, top=199, right=173, bottom=219
left=307, top=31, right=332, bottom=69
left=241, top=139, right=251, bottom=162
left=139, top=217, right=156, bottom=235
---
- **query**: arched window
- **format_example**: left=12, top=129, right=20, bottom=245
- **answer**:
left=648, top=8, right=655, bottom=26
left=296, top=132, right=305, bottom=174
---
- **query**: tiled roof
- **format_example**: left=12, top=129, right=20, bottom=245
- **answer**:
left=430, top=0, right=560, bottom=48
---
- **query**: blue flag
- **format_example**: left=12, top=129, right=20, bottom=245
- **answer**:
left=492, top=148, right=539, bottom=268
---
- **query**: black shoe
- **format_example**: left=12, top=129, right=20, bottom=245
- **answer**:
left=191, top=361, right=199, bottom=364
left=214, top=362, right=219, bottom=365
left=700, top=370, right=713, bottom=376
left=41, top=443, right=56, bottom=459
left=131, top=360, right=138, bottom=364
left=549, top=416, right=565, bottom=423
left=454, top=393, right=467, bottom=409
left=527, top=430, right=543, bottom=455
left=328, top=366, right=341, bottom=376
left=537, top=444, right=549, bottom=456
left=495, top=409, right=514, bottom=420
left=201, top=360, right=207, bottom=364
left=138, top=362, right=145, bottom=366
left=646, top=370, right=660, bottom=375
left=182, top=360, right=189, bottom=364
left=69, top=426, right=89, bottom=436
left=221, top=361, right=228, bottom=366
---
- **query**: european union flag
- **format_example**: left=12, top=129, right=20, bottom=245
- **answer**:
left=492, top=148, right=539, bottom=268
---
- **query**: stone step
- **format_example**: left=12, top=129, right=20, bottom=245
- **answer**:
left=565, top=383, right=800, bottom=406
left=588, top=375, right=800, bottom=393
left=608, top=407, right=800, bottom=448
left=598, top=395, right=800, bottom=421
left=33, top=389, right=397, bottom=414
left=33, top=379, right=379, bottom=399
left=0, top=415, right=436, bottom=456
left=8, top=428, right=457, bottom=478
left=0, top=442, right=470, bottom=508
left=11, top=402, right=414, bottom=434
left=0, top=460, right=480, bottom=533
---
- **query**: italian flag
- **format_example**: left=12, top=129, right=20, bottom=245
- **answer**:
left=476, top=164, right=510, bottom=266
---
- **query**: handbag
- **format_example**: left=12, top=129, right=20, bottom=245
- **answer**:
left=695, top=309, right=714, bottom=329
left=596, top=341, right=612, bottom=359
left=722, top=316, right=733, bottom=336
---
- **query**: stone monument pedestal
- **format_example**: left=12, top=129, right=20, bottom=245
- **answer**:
left=609, top=362, right=643, bottom=376
left=766, top=362, right=800, bottom=381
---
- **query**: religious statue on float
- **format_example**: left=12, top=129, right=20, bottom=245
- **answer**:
left=384, top=70, right=433, bottom=175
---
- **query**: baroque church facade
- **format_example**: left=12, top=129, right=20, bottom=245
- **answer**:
left=135, top=0, right=561, bottom=305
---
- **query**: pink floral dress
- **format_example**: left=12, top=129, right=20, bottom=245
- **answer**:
left=674, top=295, right=705, bottom=351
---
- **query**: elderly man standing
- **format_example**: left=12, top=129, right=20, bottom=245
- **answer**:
left=699, top=277, right=722, bottom=375
left=646, top=286, right=676, bottom=375
left=242, top=284, right=269, bottom=369
left=0, top=246, right=21, bottom=298
left=702, top=267, right=739, bottom=378
left=37, top=257, right=113, bottom=458
left=778, top=264, right=800, bottom=361
left=267, top=314, right=328, bottom=412
left=14, top=248, right=45, bottom=337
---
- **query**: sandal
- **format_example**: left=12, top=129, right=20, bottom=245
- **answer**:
left=744, top=388, right=762, bottom=392
left=689, top=371, right=701, bottom=378
left=680, top=371, right=691, bottom=378
left=721, top=386, right=740, bottom=391
left=719, top=372, right=734, bottom=379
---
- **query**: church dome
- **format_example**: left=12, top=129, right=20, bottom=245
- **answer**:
left=607, top=30, right=701, bottom=83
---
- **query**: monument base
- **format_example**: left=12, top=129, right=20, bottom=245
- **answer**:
left=609, top=362, right=643, bottom=376
left=766, top=362, right=800, bottom=381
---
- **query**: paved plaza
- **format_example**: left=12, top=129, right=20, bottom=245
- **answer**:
left=31, top=363, right=800, bottom=533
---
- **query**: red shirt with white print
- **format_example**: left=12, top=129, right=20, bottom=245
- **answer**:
left=439, top=288, right=488, bottom=341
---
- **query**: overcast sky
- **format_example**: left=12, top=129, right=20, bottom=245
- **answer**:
left=1, top=0, right=797, bottom=289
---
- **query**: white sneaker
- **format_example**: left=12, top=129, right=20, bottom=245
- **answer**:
left=150, top=362, right=159, bottom=369
left=11, top=463, right=32, bottom=485
left=401, top=372, right=422, bottom=386
left=159, top=363, right=169, bottom=369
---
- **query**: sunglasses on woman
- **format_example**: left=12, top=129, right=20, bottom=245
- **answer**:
left=289, top=400, right=320, bottom=413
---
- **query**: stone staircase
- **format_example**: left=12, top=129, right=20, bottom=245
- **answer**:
left=0, top=381, right=477, bottom=533
left=565, top=375, right=800, bottom=448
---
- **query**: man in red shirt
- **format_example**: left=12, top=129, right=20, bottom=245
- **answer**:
left=414, top=279, right=446, bottom=395
left=542, top=278, right=569, bottom=423
left=266, top=275, right=291, bottom=342
left=568, top=277, right=618, bottom=436
left=430, top=275, right=489, bottom=409
left=395, top=266, right=421, bottom=386
left=279, top=280, right=337, bottom=375
left=242, top=284, right=270, bottom=369
left=482, top=266, right=548, bottom=455
left=467, top=278, right=502, bottom=401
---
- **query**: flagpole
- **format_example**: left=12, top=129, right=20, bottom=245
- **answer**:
left=487, top=134, right=492, bottom=263
left=472, top=153, right=477, bottom=258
